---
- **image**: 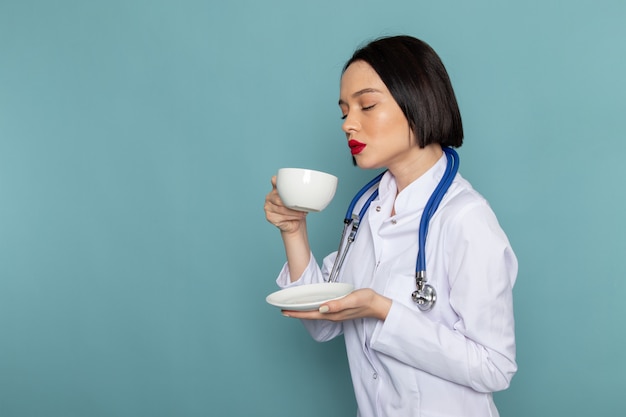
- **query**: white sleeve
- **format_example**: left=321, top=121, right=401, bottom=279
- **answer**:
left=370, top=203, right=518, bottom=392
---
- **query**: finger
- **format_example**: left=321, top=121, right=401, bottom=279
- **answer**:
left=319, top=294, right=352, bottom=313
left=267, top=189, right=284, bottom=207
left=318, top=297, right=347, bottom=314
left=281, top=309, right=324, bottom=319
left=268, top=198, right=308, bottom=219
left=266, top=201, right=306, bottom=220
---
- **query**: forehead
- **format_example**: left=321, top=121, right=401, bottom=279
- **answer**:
left=340, top=60, right=388, bottom=97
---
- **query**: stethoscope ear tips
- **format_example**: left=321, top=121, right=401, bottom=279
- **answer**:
left=412, top=284, right=437, bottom=311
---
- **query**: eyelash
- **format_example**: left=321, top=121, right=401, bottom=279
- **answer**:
left=340, top=104, right=376, bottom=120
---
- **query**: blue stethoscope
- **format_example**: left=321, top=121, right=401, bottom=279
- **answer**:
left=326, top=147, right=460, bottom=311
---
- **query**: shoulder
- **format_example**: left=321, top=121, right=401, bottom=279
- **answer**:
left=439, top=174, right=491, bottom=218
left=435, top=173, right=508, bottom=241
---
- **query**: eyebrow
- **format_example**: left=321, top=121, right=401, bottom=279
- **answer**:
left=338, top=88, right=383, bottom=106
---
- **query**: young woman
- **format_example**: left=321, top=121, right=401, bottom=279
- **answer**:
left=264, top=35, right=517, bottom=417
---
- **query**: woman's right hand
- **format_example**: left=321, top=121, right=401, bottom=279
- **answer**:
left=264, top=176, right=308, bottom=234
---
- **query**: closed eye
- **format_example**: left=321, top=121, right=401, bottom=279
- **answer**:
left=340, top=104, right=376, bottom=120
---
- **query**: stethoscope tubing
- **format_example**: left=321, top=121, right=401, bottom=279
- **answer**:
left=327, top=147, right=459, bottom=299
left=344, top=171, right=386, bottom=221
left=328, top=172, right=384, bottom=283
left=416, top=147, right=459, bottom=273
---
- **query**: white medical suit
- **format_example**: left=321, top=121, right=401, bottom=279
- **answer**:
left=276, top=154, right=518, bottom=417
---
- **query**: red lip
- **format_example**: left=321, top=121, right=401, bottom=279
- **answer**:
left=348, top=139, right=366, bottom=155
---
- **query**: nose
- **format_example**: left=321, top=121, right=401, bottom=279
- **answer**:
left=341, top=112, right=359, bottom=136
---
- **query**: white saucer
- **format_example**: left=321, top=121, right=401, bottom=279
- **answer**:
left=266, top=283, right=354, bottom=311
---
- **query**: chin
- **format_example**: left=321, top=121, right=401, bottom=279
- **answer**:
left=354, top=159, right=378, bottom=170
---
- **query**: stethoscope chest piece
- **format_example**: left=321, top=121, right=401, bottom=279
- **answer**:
left=411, top=273, right=437, bottom=311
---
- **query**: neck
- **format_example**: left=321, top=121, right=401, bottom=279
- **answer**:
left=389, top=144, right=443, bottom=193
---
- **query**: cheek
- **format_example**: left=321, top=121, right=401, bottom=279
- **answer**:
left=373, top=111, right=398, bottom=132
left=377, top=111, right=411, bottom=139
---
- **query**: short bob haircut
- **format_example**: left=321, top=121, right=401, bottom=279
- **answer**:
left=343, top=35, right=463, bottom=148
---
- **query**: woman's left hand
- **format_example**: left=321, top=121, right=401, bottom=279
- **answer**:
left=282, top=288, right=392, bottom=322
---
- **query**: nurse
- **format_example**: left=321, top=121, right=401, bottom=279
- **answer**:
left=264, top=35, right=518, bottom=417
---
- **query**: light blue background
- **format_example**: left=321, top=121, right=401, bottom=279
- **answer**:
left=1, top=0, right=624, bottom=416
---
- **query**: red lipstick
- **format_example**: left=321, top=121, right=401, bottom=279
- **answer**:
left=348, top=139, right=366, bottom=155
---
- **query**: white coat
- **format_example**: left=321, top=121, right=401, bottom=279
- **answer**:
left=276, top=154, right=518, bottom=417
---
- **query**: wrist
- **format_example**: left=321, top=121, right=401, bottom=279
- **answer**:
left=374, top=294, right=393, bottom=321
left=280, top=221, right=308, bottom=242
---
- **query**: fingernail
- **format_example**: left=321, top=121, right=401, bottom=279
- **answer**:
left=282, top=312, right=291, bottom=318
left=318, top=305, right=330, bottom=313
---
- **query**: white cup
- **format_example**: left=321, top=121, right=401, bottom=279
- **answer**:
left=276, top=168, right=338, bottom=212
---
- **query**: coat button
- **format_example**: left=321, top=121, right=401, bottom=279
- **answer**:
left=391, top=219, right=397, bottom=225
left=375, top=206, right=381, bottom=212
